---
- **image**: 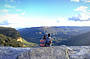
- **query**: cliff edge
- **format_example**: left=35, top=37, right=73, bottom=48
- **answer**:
left=0, top=46, right=90, bottom=59
left=17, top=46, right=90, bottom=59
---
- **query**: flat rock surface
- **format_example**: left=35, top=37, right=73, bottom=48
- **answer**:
left=68, top=46, right=90, bottom=59
left=17, top=46, right=67, bottom=59
left=0, top=47, right=30, bottom=59
left=0, top=46, right=90, bottom=59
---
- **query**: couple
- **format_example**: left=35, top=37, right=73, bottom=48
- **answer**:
left=40, top=34, right=53, bottom=47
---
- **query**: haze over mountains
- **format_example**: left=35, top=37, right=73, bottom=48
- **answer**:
left=59, top=31, right=90, bottom=46
left=0, top=26, right=90, bottom=47
left=18, top=26, right=90, bottom=46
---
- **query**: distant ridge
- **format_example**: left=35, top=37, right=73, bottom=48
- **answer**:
left=59, top=31, right=90, bottom=46
left=18, top=26, right=90, bottom=45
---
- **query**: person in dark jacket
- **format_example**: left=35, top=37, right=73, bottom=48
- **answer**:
left=46, top=34, right=53, bottom=47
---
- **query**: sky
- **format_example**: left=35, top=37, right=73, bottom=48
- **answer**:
left=0, top=0, right=90, bottom=29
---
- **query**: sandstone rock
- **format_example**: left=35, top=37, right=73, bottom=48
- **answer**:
left=17, top=46, right=67, bottom=59
left=0, top=47, right=30, bottom=59
left=0, top=46, right=90, bottom=59
left=68, top=46, right=90, bottom=59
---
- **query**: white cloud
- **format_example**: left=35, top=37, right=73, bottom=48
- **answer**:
left=88, top=10, right=90, bottom=11
left=75, top=6, right=88, bottom=12
left=71, top=0, right=90, bottom=3
left=16, top=9, right=22, bottom=12
left=57, top=17, right=90, bottom=26
left=5, top=4, right=15, bottom=8
left=0, top=9, right=8, bottom=13
left=0, top=15, right=7, bottom=23
left=79, top=13, right=90, bottom=20
left=82, top=0, right=90, bottom=3
left=0, top=13, right=90, bottom=29
left=21, top=12, right=25, bottom=15
left=0, top=14, right=58, bottom=28
left=74, top=6, right=90, bottom=20
left=71, top=0, right=80, bottom=2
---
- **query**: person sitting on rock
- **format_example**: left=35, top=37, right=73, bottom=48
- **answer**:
left=40, top=35, right=47, bottom=47
left=46, top=33, right=53, bottom=47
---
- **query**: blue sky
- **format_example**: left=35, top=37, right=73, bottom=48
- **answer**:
left=0, top=0, right=90, bottom=28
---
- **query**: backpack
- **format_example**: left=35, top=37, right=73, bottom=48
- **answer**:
left=40, top=39, right=46, bottom=47
left=40, top=39, right=45, bottom=43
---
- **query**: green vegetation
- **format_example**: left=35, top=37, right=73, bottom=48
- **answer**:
left=0, top=27, right=20, bottom=39
left=22, top=39, right=38, bottom=47
left=0, top=27, right=38, bottom=47
left=0, top=34, right=23, bottom=47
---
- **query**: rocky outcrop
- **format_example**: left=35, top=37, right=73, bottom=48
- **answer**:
left=68, top=46, right=90, bottom=59
left=17, top=46, right=67, bottom=59
left=0, top=46, right=90, bottom=59
left=0, top=47, right=30, bottom=59
left=17, top=46, right=90, bottom=59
